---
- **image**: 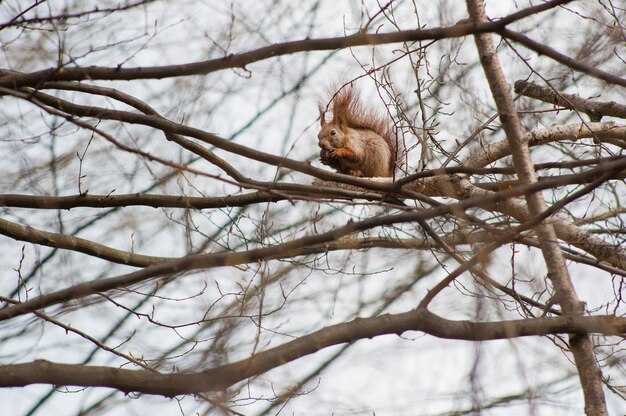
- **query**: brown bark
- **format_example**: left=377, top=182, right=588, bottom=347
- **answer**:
left=0, top=1, right=570, bottom=88
left=0, top=313, right=623, bottom=397
left=466, top=1, right=608, bottom=414
left=514, top=80, right=626, bottom=120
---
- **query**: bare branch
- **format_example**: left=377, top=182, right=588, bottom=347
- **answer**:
left=0, top=1, right=571, bottom=87
left=467, top=1, right=608, bottom=412
left=0, top=218, right=174, bottom=267
left=515, top=80, right=626, bottom=120
left=501, top=28, right=626, bottom=88
left=0, top=312, right=623, bottom=396
left=462, top=123, right=626, bottom=169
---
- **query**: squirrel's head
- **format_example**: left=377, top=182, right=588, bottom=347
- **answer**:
left=318, top=105, right=346, bottom=150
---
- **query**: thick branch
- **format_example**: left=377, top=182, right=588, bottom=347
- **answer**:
left=467, top=1, right=608, bottom=413
left=0, top=312, right=623, bottom=397
left=2, top=87, right=431, bottom=201
left=515, top=80, right=626, bottom=120
left=0, top=0, right=570, bottom=88
left=462, top=122, right=626, bottom=169
left=5, top=164, right=626, bottom=321
left=0, top=191, right=279, bottom=210
left=0, top=218, right=174, bottom=267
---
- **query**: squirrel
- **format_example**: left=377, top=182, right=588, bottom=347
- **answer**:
left=317, top=85, right=399, bottom=178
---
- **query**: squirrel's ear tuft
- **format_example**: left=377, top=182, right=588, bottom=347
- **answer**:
left=335, top=112, right=346, bottom=128
left=319, top=105, right=326, bottom=127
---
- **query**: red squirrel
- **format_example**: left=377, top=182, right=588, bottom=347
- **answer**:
left=318, top=86, right=398, bottom=177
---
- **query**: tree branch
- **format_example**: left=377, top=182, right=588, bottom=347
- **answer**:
left=0, top=218, right=175, bottom=267
left=462, top=122, right=626, bottom=169
left=2, top=157, right=626, bottom=321
left=0, top=311, right=622, bottom=397
left=467, top=1, right=609, bottom=412
left=514, top=80, right=626, bottom=120
left=0, top=1, right=571, bottom=88
left=500, top=28, right=626, bottom=88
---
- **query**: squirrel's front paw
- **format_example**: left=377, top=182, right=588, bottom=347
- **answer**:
left=331, top=147, right=350, bottom=158
left=347, top=169, right=363, bottom=177
left=320, top=148, right=336, bottom=160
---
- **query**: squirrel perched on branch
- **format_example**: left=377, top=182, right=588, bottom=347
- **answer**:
left=317, top=86, right=400, bottom=178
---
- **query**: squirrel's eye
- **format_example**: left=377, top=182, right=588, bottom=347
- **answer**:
left=330, top=129, right=336, bottom=136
